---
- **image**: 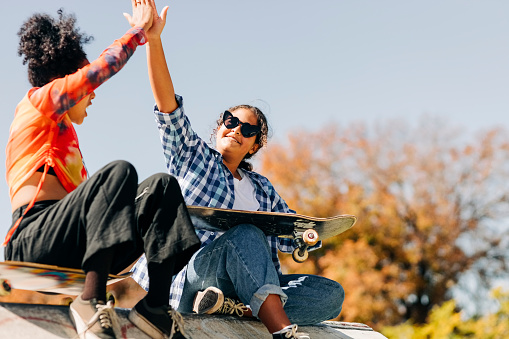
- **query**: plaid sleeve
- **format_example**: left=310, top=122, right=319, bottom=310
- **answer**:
left=169, top=270, right=186, bottom=309
left=154, top=98, right=235, bottom=209
left=131, top=254, right=185, bottom=309
left=130, top=254, right=149, bottom=292
left=154, top=95, right=201, bottom=172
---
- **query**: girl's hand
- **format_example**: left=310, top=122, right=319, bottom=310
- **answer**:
left=146, top=0, right=169, bottom=41
left=123, top=0, right=153, bottom=32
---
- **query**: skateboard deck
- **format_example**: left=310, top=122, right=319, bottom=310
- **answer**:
left=187, top=206, right=356, bottom=262
left=0, top=261, right=130, bottom=297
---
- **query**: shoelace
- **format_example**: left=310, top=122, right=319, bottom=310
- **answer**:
left=77, top=300, right=116, bottom=337
left=96, top=302, right=115, bottom=330
left=168, top=308, right=186, bottom=337
left=216, top=298, right=249, bottom=317
left=284, top=324, right=298, bottom=338
left=282, top=324, right=310, bottom=339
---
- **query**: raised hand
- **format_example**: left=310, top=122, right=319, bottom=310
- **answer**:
left=123, top=0, right=153, bottom=32
left=146, top=0, right=169, bottom=41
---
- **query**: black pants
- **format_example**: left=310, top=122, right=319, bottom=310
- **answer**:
left=5, top=160, right=200, bottom=274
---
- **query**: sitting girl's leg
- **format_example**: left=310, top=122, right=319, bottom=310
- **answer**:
left=128, top=173, right=200, bottom=339
left=132, top=173, right=200, bottom=307
left=280, top=274, right=345, bottom=325
left=178, top=224, right=286, bottom=316
left=179, top=224, right=297, bottom=333
left=5, top=160, right=139, bottom=274
left=6, top=160, right=140, bottom=338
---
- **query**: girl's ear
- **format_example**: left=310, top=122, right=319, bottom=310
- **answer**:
left=249, top=143, right=260, bottom=155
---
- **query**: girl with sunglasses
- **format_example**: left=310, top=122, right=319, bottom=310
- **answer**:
left=130, top=4, right=345, bottom=339
left=4, top=2, right=200, bottom=338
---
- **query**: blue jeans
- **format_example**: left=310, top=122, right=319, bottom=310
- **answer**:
left=177, top=224, right=344, bottom=325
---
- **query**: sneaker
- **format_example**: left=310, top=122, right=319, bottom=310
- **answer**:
left=129, top=298, right=187, bottom=339
left=272, top=324, right=310, bottom=339
left=69, top=294, right=119, bottom=339
left=193, top=287, right=248, bottom=317
left=192, top=286, right=224, bottom=314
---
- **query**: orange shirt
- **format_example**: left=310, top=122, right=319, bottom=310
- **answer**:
left=4, top=27, right=147, bottom=244
left=6, top=91, right=86, bottom=198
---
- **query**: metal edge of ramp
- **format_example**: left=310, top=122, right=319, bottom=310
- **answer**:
left=0, top=303, right=387, bottom=339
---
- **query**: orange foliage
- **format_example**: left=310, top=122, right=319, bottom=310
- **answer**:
left=259, top=118, right=509, bottom=329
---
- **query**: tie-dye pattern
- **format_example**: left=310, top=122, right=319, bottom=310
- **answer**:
left=6, top=27, right=147, bottom=200
left=3, top=27, right=147, bottom=246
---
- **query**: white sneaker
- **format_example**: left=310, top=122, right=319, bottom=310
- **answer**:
left=193, top=286, right=248, bottom=317
left=192, top=286, right=224, bottom=314
left=272, top=324, right=310, bottom=339
left=69, top=294, right=119, bottom=338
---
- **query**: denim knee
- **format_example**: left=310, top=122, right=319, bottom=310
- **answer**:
left=328, top=281, right=345, bottom=319
left=224, top=224, right=266, bottom=243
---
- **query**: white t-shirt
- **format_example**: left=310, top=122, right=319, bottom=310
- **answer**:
left=232, top=169, right=260, bottom=211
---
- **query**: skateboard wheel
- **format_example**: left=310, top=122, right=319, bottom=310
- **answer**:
left=302, top=229, right=319, bottom=246
left=60, top=297, right=74, bottom=306
left=0, top=279, right=12, bottom=296
left=292, top=248, right=309, bottom=263
left=106, top=291, right=116, bottom=306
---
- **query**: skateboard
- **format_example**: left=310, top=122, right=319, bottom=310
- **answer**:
left=0, top=261, right=130, bottom=298
left=187, top=206, right=357, bottom=263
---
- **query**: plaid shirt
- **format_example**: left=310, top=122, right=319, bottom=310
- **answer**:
left=131, top=95, right=320, bottom=308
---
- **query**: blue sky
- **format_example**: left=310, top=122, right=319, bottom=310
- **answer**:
left=0, top=1, right=508, bottom=260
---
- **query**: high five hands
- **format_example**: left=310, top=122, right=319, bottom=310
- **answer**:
left=124, top=0, right=169, bottom=40
left=123, top=0, right=155, bottom=32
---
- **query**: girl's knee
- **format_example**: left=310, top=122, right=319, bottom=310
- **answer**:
left=108, top=159, right=134, bottom=170
left=332, top=280, right=345, bottom=299
left=106, top=160, right=137, bottom=182
left=221, top=224, right=268, bottom=250
left=228, top=224, right=265, bottom=240
left=164, top=173, right=180, bottom=190
left=307, top=276, right=344, bottom=319
left=328, top=281, right=345, bottom=318
left=140, top=173, right=182, bottom=197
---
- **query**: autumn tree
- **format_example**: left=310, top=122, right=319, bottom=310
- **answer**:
left=259, top=117, right=509, bottom=328
left=381, top=288, right=509, bottom=338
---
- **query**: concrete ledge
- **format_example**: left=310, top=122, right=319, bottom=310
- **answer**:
left=0, top=302, right=387, bottom=338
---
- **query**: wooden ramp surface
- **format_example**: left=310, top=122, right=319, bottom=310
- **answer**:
left=0, top=302, right=387, bottom=339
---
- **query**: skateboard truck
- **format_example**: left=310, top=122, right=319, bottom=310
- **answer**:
left=0, top=279, right=12, bottom=296
left=291, top=229, right=319, bottom=263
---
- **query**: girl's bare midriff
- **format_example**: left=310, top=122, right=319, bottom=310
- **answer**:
left=11, top=173, right=68, bottom=212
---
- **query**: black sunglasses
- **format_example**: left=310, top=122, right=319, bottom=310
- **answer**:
left=223, top=111, right=261, bottom=138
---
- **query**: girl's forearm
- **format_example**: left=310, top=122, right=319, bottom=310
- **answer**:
left=147, top=37, right=177, bottom=113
